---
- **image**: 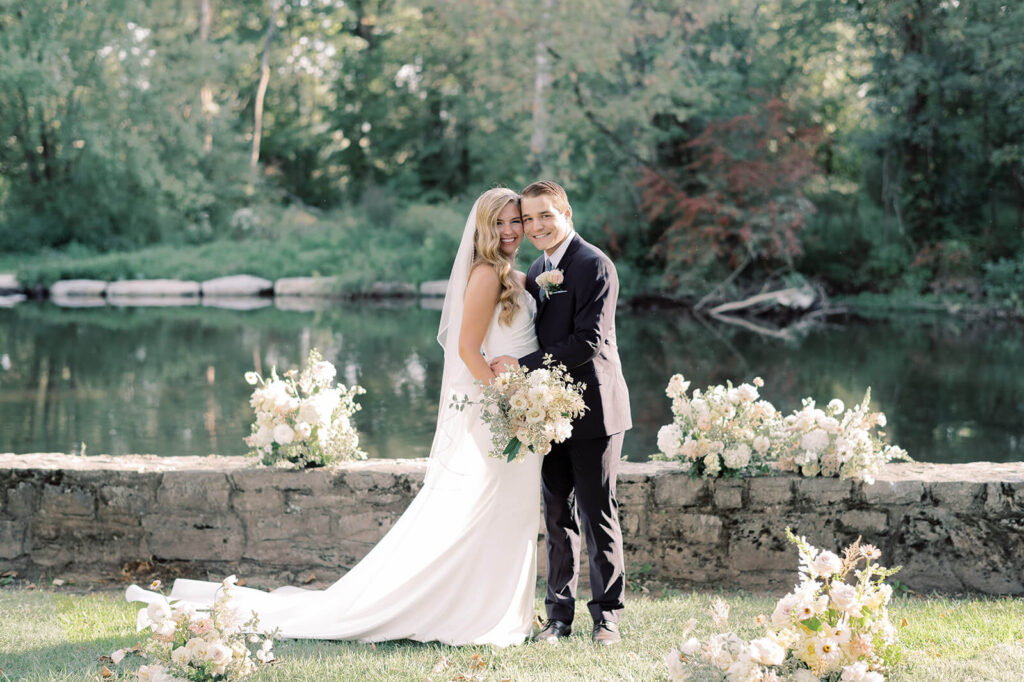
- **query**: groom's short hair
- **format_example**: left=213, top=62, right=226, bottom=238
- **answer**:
left=522, top=180, right=572, bottom=220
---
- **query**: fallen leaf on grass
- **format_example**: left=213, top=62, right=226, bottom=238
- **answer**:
left=901, top=617, right=909, bottom=627
left=431, top=657, right=453, bottom=673
left=469, top=653, right=487, bottom=669
left=100, top=666, right=113, bottom=678
left=302, top=573, right=317, bottom=584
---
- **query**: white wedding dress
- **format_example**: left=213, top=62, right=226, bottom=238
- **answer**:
left=127, top=293, right=542, bottom=647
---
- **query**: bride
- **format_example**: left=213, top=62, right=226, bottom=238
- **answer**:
left=128, top=188, right=543, bottom=647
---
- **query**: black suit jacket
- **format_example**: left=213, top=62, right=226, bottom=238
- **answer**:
left=520, top=234, right=632, bottom=439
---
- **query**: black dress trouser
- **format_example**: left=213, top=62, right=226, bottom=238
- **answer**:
left=541, top=431, right=625, bottom=624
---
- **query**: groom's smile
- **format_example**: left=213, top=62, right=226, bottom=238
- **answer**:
left=522, top=195, right=572, bottom=255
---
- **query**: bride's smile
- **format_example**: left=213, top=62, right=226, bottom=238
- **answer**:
left=495, top=201, right=524, bottom=257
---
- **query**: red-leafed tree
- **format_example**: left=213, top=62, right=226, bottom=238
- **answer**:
left=638, top=98, right=821, bottom=292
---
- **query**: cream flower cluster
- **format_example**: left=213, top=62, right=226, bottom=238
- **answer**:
left=124, top=576, right=276, bottom=681
left=665, top=531, right=900, bottom=682
left=458, top=354, right=586, bottom=461
left=244, top=349, right=366, bottom=467
left=655, top=376, right=908, bottom=482
left=653, top=374, right=781, bottom=477
left=775, top=390, right=908, bottom=484
left=535, top=268, right=565, bottom=295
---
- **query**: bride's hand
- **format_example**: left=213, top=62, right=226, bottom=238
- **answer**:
left=489, top=356, right=519, bottom=374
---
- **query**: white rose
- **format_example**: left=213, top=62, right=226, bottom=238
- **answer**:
left=736, top=383, right=759, bottom=403
left=294, top=422, right=312, bottom=441
left=528, top=386, right=552, bottom=405
left=553, top=419, right=572, bottom=442
left=800, top=428, right=830, bottom=452
left=184, top=637, right=208, bottom=660
left=812, top=551, right=843, bottom=577
left=666, top=374, right=691, bottom=399
left=170, top=646, right=191, bottom=666
left=772, top=593, right=797, bottom=627
left=252, top=424, right=274, bottom=447
left=657, top=424, right=683, bottom=456
left=794, top=670, right=821, bottom=682
left=748, top=637, right=785, bottom=666
left=753, top=435, right=771, bottom=453
left=722, top=443, right=751, bottom=469
left=273, top=423, right=294, bottom=444
left=510, top=391, right=529, bottom=411
left=703, top=453, right=721, bottom=476
left=829, top=582, right=863, bottom=616
left=525, top=407, right=545, bottom=424
left=528, top=368, right=551, bottom=386
left=206, top=640, right=233, bottom=667
left=680, top=438, right=699, bottom=459
left=137, top=665, right=179, bottom=682
left=312, top=360, right=336, bottom=384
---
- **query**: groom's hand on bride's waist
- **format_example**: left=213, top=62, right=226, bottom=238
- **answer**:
left=489, top=356, right=519, bottom=373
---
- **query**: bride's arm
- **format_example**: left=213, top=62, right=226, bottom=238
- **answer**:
left=458, top=264, right=501, bottom=384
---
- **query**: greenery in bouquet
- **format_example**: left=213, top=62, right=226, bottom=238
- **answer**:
left=118, top=577, right=276, bottom=681
left=653, top=374, right=782, bottom=477
left=453, top=354, right=587, bottom=462
left=776, top=390, right=910, bottom=484
left=244, top=349, right=366, bottom=467
left=664, top=529, right=902, bottom=682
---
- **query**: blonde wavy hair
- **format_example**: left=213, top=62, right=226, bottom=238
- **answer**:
left=472, top=187, right=523, bottom=326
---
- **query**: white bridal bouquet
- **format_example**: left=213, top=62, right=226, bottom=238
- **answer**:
left=244, top=349, right=366, bottom=467
left=653, top=374, right=782, bottom=477
left=664, top=530, right=901, bottom=682
left=119, top=577, right=276, bottom=681
left=454, top=354, right=587, bottom=461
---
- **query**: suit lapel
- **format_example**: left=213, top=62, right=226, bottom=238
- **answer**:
left=536, top=234, right=582, bottom=321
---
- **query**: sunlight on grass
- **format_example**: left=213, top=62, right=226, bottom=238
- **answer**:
left=1, top=588, right=1022, bottom=681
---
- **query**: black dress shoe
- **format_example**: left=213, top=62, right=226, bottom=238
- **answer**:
left=534, top=619, right=572, bottom=643
left=592, top=620, right=620, bottom=646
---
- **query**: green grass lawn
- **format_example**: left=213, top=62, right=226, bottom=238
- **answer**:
left=1, top=586, right=1022, bottom=681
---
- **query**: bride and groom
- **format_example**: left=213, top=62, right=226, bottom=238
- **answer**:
left=128, top=180, right=632, bottom=648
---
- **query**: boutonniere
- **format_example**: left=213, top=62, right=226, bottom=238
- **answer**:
left=536, top=268, right=565, bottom=299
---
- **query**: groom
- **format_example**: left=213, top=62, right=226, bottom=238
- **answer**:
left=490, top=180, right=631, bottom=646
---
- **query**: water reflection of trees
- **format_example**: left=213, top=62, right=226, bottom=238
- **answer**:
left=1, top=304, right=1022, bottom=463
left=0, top=303, right=443, bottom=458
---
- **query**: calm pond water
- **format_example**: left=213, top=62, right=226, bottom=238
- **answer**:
left=1, top=300, right=1022, bottom=464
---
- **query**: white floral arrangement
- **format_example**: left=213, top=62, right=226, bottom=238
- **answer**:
left=454, top=354, right=587, bottom=461
left=653, top=374, right=782, bottom=477
left=118, top=577, right=276, bottom=681
left=654, top=376, right=909, bottom=482
left=776, top=390, right=909, bottom=484
left=244, top=349, right=366, bottom=467
left=664, top=530, right=901, bottom=682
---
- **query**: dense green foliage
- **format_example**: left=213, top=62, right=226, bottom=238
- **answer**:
left=0, top=0, right=1021, bottom=300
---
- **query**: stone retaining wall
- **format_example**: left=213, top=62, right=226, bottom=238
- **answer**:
left=1, top=454, right=1022, bottom=594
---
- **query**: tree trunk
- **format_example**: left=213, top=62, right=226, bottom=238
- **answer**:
left=200, top=0, right=213, bottom=153
left=529, top=0, right=555, bottom=177
left=251, top=1, right=279, bottom=175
